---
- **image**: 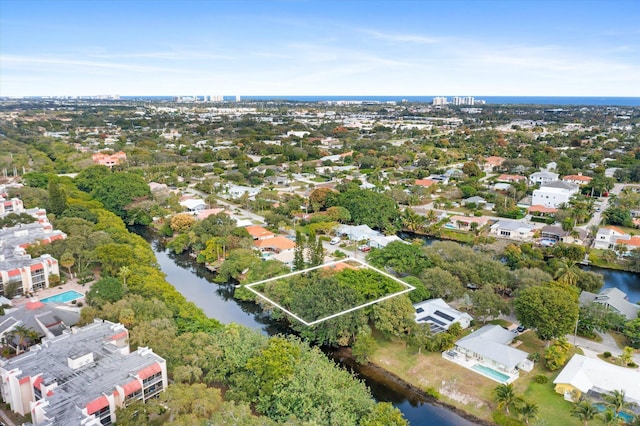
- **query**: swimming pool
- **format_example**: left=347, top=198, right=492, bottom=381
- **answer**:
left=40, top=290, right=84, bottom=304
left=594, top=404, right=634, bottom=423
left=471, top=364, right=511, bottom=383
left=444, top=223, right=457, bottom=229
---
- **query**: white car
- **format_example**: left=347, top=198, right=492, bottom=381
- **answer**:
left=330, top=237, right=341, bottom=245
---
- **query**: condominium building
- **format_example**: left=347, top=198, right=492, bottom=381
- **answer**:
left=0, top=320, right=167, bottom=425
left=0, top=210, right=65, bottom=297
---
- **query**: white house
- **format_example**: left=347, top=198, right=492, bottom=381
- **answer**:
left=579, top=288, right=640, bottom=320
left=490, top=220, right=535, bottom=241
left=413, top=298, right=472, bottom=333
left=531, top=181, right=580, bottom=208
left=554, top=354, right=640, bottom=404
left=529, top=171, right=559, bottom=186
left=179, top=198, right=207, bottom=212
left=593, top=226, right=628, bottom=250
left=334, top=224, right=380, bottom=242
left=446, top=325, right=533, bottom=380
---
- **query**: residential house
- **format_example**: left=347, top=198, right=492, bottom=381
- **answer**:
left=179, top=198, right=207, bottom=213
left=497, top=174, right=527, bottom=183
left=531, top=181, right=579, bottom=208
left=553, top=354, right=640, bottom=404
left=91, top=151, right=126, bottom=168
left=579, top=288, right=640, bottom=320
left=446, top=325, right=533, bottom=381
left=254, top=236, right=296, bottom=254
left=562, top=174, right=593, bottom=186
left=368, top=234, right=404, bottom=249
left=540, top=225, right=587, bottom=246
left=529, top=171, right=559, bottom=186
left=593, top=226, right=636, bottom=251
left=335, top=224, right=381, bottom=242
left=490, top=220, right=535, bottom=241
left=413, top=179, right=437, bottom=188
left=447, top=215, right=490, bottom=231
left=482, top=156, right=506, bottom=172
left=463, top=196, right=487, bottom=207
left=246, top=225, right=275, bottom=241
left=426, top=174, right=450, bottom=185
left=529, top=205, right=558, bottom=216
left=224, top=185, right=261, bottom=199
left=413, top=298, right=472, bottom=333
left=0, top=320, right=167, bottom=425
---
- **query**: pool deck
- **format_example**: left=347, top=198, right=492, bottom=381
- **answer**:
left=442, top=350, right=519, bottom=384
left=11, top=278, right=93, bottom=308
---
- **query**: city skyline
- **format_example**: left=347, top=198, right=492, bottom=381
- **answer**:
left=1, top=0, right=639, bottom=97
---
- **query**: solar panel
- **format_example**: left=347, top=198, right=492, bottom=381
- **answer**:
left=424, top=315, right=446, bottom=327
left=434, top=310, right=455, bottom=322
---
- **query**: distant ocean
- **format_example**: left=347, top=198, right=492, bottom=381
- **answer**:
left=122, top=95, right=640, bottom=106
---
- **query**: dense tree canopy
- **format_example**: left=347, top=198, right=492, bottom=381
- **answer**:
left=515, top=285, right=579, bottom=341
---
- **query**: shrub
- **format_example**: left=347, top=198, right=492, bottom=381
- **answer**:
left=424, top=386, right=440, bottom=399
left=527, top=352, right=540, bottom=362
left=628, top=362, right=637, bottom=368
left=533, top=374, right=548, bottom=384
left=71, top=300, right=77, bottom=304
left=603, top=351, right=612, bottom=358
left=77, top=302, right=83, bottom=307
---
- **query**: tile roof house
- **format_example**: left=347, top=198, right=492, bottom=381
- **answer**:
left=562, top=174, right=593, bottom=185
left=554, top=354, right=640, bottom=403
left=254, top=236, right=296, bottom=253
left=593, top=226, right=637, bottom=251
left=579, top=288, right=640, bottom=320
left=245, top=225, right=275, bottom=240
left=482, top=156, right=506, bottom=172
left=497, top=174, right=527, bottom=183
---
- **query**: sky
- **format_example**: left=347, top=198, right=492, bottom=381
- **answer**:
left=1, top=0, right=639, bottom=97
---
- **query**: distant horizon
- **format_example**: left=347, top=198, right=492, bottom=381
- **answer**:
left=4, top=94, right=640, bottom=107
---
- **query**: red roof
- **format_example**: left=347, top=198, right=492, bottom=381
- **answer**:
left=8, top=269, right=22, bottom=277
left=121, top=380, right=142, bottom=396
left=33, top=376, right=43, bottom=390
left=414, top=179, right=437, bottom=187
left=528, top=205, right=559, bottom=214
left=108, top=330, right=128, bottom=341
left=19, top=376, right=30, bottom=385
left=254, top=235, right=296, bottom=251
left=86, top=396, right=109, bottom=415
left=245, top=225, right=274, bottom=239
left=26, top=301, right=45, bottom=310
left=30, top=264, right=44, bottom=271
left=138, top=362, right=162, bottom=380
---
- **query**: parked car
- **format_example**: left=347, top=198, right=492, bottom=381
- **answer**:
left=358, top=245, right=371, bottom=252
left=516, top=325, right=526, bottom=333
left=330, top=236, right=341, bottom=245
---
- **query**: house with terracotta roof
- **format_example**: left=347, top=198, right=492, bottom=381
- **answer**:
left=246, top=225, right=275, bottom=240
left=593, top=226, right=632, bottom=250
left=414, top=179, right=437, bottom=188
left=482, top=156, right=506, bottom=172
left=91, top=151, right=126, bottom=168
left=447, top=215, right=490, bottom=231
left=562, top=174, right=592, bottom=185
left=528, top=205, right=559, bottom=216
left=0, top=320, right=167, bottom=425
left=254, top=235, right=296, bottom=253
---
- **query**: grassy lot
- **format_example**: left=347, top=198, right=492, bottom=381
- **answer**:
left=370, top=332, right=589, bottom=425
left=609, top=330, right=630, bottom=349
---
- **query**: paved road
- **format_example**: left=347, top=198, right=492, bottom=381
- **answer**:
left=578, top=183, right=625, bottom=232
left=0, top=408, right=16, bottom=426
left=184, top=187, right=267, bottom=224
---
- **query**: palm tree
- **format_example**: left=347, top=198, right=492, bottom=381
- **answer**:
left=554, top=259, right=580, bottom=286
left=9, top=325, right=40, bottom=354
left=571, top=400, right=599, bottom=426
left=599, top=407, right=623, bottom=425
left=118, top=265, right=131, bottom=293
left=493, top=383, right=517, bottom=415
left=517, top=400, right=538, bottom=425
left=603, top=389, right=630, bottom=417
left=426, top=209, right=438, bottom=223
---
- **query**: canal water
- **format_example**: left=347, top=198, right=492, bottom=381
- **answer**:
left=139, top=231, right=475, bottom=426
left=138, top=229, right=638, bottom=425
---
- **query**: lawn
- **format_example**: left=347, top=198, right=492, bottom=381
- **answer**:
left=369, top=332, right=590, bottom=425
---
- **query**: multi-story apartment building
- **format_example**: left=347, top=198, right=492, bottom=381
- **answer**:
left=0, top=320, right=167, bottom=425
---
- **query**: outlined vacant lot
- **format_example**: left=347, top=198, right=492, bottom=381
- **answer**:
left=245, top=257, right=415, bottom=326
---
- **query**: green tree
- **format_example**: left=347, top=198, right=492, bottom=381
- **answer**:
left=352, top=331, right=378, bottom=363
left=74, top=165, right=111, bottom=193
left=48, top=177, right=67, bottom=215
left=360, top=402, right=407, bottom=426
left=623, top=318, right=640, bottom=348
left=86, top=276, right=124, bottom=306
left=462, top=161, right=482, bottom=177
left=493, top=383, right=517, bottom=415
left=335, top=189, right=400, bottom=231
left=60, top=251, right=75, bottom=276
left=516, top=400, right=538, bottom=425
left=91, top=172, right=151, bottom=224
left=371, top=295, right=414, bottom=339
left=470, top=285, right=510, bottom=323
left=367, top=241, right=432, bottom=276
left=571, top=399, right=599, bottom=426
left=293, top=231, right=306, bottom=271
left=603, top=389, right=631, bottom=417
left=515, top=285, right=579, bottom=342
left=554, top=259, right=581, bottom=286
